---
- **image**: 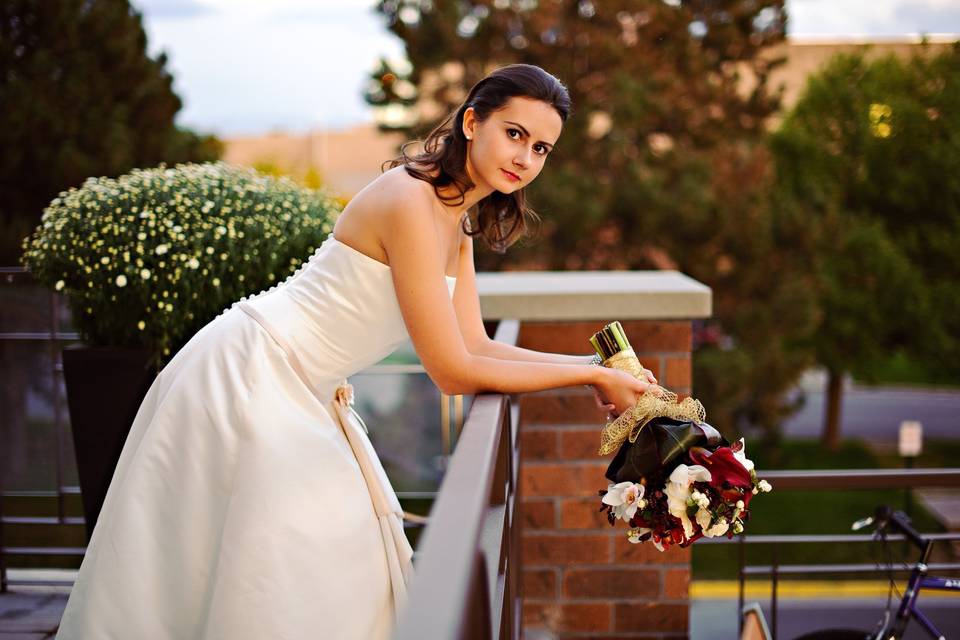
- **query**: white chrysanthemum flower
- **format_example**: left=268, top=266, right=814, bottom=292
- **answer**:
left=54, top=280, right=65, bottom=291
left=212, top=277, right=220, bottom=287
left=155, top=244, right=169, bottom=255
left=100, top=256, right=110, bottom=265
left=137, top=320, right=145, bottom=330
left=187, top=257, right=200, bottom=269
left=140, top=268, right=151, bottom=280
left=115, top=274, right=127, bottom=287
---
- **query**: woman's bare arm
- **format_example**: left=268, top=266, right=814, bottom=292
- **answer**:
left=449, top=225, right=595, bottom=366
left=381, top=189, right=604, bottom=396
left=474, top=341, right=594, bottom=366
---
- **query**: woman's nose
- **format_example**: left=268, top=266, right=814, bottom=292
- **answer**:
left=514, top=147, right=532, bottom=168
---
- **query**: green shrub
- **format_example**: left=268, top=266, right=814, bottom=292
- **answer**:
left=21, top=161, right=342, bottom=368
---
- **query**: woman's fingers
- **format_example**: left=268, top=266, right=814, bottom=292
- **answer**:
left=591, top=388, right=617, bottom=418
left=592, top=389, right=608, bottom=410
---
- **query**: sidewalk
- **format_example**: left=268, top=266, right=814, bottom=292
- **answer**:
left=0, top=570, right=70, bottom=640
left=5, top=575, right=959, bottom=639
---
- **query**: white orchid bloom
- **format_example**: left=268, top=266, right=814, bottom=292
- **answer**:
left=733, top=438, right=755, bottom=472
left=704, top=518, right=730, bottom=538
left=627, top=527, right=652, bottom=544
left=602, top=481, right=646, bottom=521
left=666, top=464, right=712, bottom=539
left=695, top=507, right=713, bottom=533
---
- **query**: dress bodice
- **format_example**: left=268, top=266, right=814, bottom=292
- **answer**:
left=233, top=234, right=456, bottom=400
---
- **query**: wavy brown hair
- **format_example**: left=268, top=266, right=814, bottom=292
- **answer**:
left=383, top=64, right=571, bottom=254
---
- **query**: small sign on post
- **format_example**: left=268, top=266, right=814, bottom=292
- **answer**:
left=898, top=420, right=923, bottom=518
left=899, top=420, right=923, bottom=458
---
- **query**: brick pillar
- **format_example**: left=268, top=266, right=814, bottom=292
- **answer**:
left=518, top=320, right=693, bottom=640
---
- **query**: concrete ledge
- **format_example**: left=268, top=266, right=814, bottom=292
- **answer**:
left=476, top=270, right=711, bottom=320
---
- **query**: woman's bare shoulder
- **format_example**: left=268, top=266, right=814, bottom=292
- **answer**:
left=357, top=165, right=435, bottom=208
left=367, top=167, right=440, bottom=231
left=334, top=166, right=435, bottom=250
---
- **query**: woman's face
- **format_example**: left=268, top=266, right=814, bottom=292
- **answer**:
left=462, top=96, right=563, bottom=194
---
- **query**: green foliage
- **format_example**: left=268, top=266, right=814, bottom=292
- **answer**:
left=21, top=162, right=342, bottom=369
left=0, top=0, right=223, bottom=265
left=770, top=45, right=960, bottom=430
left=371, top=0, right=814, bottom=439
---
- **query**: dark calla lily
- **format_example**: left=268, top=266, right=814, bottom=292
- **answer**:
left=688, top=446, right=752, bottom=490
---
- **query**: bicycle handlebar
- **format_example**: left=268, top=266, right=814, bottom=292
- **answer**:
left=873, top=505, right=927, bottom=550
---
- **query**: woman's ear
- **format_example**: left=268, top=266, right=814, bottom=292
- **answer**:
left=462, top=107, right=476, bottom=140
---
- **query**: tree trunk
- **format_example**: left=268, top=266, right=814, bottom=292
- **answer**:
left=822, top=368, right=844, bottom=451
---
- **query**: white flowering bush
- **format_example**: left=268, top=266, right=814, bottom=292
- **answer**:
left=21, top=162, right=341, bottom=367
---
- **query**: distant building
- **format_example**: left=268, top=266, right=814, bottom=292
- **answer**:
left=223, top=35, right=956, bottom=199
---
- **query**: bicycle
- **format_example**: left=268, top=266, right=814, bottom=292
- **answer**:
left=793, top=504, right=959, bottom=640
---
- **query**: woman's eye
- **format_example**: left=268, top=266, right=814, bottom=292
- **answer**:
left=507, top=128, right=521, bottom=139
left=535, top=145, right=548, bottom=155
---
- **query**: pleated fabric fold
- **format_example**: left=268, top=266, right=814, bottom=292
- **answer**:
left=238, top=301, right=414, bottom=619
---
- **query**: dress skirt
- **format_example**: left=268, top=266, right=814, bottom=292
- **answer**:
left=56, top=304, right=414, bottom=640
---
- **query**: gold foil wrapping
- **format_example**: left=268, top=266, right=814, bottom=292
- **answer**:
left=598, top=349, right=706, bottom=456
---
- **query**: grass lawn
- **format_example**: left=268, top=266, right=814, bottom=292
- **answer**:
left=851, top=350, right=960, bottom=388
left=691, top=438, right=955, bottom=581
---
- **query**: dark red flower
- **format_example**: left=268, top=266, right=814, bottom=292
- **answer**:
left=688, top=446, right=752, bottom=490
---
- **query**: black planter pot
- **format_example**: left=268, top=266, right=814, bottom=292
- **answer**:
left=61, top=345, right=157, bottom=540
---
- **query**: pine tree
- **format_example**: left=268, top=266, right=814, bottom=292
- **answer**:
left=369, top=0, right=817, bottom=439
left=0, top=0, right=222, bottom=265
left=771, top=45, right=960, bottom=449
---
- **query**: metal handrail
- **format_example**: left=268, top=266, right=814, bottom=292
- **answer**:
left=392, top=319, right=521, bottom=640
left=761, top=468, right=960, bottom=489
left=723, top=468, right=960, bottom=639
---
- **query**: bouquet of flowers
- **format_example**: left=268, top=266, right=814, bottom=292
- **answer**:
left=591, top=322, right=772, bottom=551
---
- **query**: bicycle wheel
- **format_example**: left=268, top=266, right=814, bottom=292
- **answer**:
left=792, top=630, right=872, bottom=640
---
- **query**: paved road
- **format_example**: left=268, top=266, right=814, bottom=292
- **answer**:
left=780, top=372, right=960, bottom=442
left=5, top=586, right=959, bottom=639
left=693, top=596, right=960, bottom=639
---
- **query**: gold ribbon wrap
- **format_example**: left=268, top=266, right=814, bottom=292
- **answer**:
left=598, top=348, right=706, bottom=456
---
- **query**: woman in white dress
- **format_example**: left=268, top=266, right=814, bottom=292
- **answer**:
left=56, top=63, right=652, bottom=640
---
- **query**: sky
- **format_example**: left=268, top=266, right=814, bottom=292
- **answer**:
left=133, top=0, right=960, bottom=137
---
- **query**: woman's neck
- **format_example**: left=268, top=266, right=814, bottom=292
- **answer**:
left=423, top=161, right=496, bottom=220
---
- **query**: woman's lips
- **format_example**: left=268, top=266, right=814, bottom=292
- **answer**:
left=501, top=169, right=521, bottom=182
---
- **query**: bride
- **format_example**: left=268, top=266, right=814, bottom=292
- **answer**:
left=56, top=63, right=652, bottom=640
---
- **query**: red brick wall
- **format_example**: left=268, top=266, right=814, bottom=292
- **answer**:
left=517, top=320, right=693, bottom=639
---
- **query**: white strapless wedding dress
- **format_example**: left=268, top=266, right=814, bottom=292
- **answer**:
left=56, top=234, right=456, bottom=639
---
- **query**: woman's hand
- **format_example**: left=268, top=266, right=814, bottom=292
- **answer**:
left=590, top=364, right=657, bottom=418
left=592, top=366, right=651, bottom=418
left=591, top=385, right=617, bottom=417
